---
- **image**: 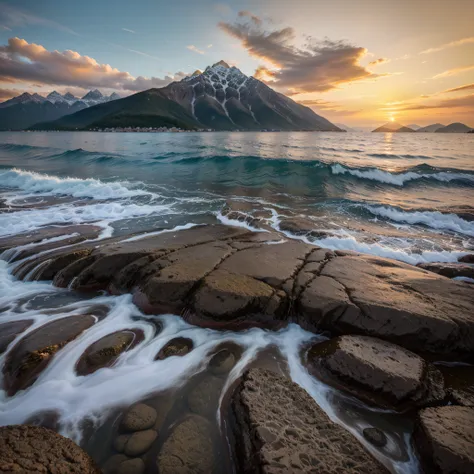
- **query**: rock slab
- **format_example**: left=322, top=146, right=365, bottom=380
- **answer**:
left=232, top=368, right=388, bottom=473
left=414, top=406, right=474, bottom=473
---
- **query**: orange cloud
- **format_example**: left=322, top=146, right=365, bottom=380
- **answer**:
left=421, top=36, right=474, bottom=54
left=0, top=37, right=185, bottom=91
left=219, top=13, right=386, bottom=94
left=433, top=65, right=474, bottom=79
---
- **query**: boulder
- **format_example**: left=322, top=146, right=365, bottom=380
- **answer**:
left=76, top=329, right=144, bottom=375
left=232, top=368, right=388, bottom=473
left=121, top=403, right=157, bottom=432
left=298, top=254, right=474, bottom=358
left=0, top=320, right=33, bottom=354
left=459, top=254, right=474, bottom=264
left=155, top=337, right=193, bottom=360
left=363, top=427, right=387, bottom=448
left=0, top=425, right=100, bottom=473
left=114, top=429, right=157, bottom=456
left=191, top=269, right=286, bottom=329
left=208, top=346, right=237, bottom=375
left=117, top=458, right=145, bottom=474
left=3, top=315, right=95, bottom=395
left=308, top=335, right=445, bottom=409
left=157, top=415, right=214, bottom=474
left=417, top=262, right=474, bottom=280
left=414, top=406, right=474, bottom=473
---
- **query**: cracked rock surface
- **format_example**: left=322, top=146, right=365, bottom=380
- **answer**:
left=0, top=424, right=100, bottom=473
left=5, top=224, right=474, bottom=358
left=231, top=368, right=389, bottom=473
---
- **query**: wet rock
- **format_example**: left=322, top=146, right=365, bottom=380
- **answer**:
left=117, top=458, right=145, bottom=474
left=102, top=454, right=129, bottom=474
left=53, top=254, right=97, bottom=288
left=459, top=254, right=474, bottom=264
left=34, top=249, right=93, bottom=281
left=3, top=315, right=95, bottom=395
left=417, top=262, right=474, bottom=280
left=187, top=375, right=225, bottom=418
left=191, top=269, right=287, bottom=329
left=0, top=320, right=33, bottom=354
left=363, top=427, right=387, bottom=448
left=414, top=406, right=474, bottom=473
left=279, top=217, right=316, bottom=235
left=232, top=368, right=388, bottom=473
left=439, top=365, right=474, bottom=407
left=219, top=240, right=313, bottom=287
left=114, top=429, right=157, bottom=456
left=76, top=329, right=144, bottom=375
left=0, top=224, right=101, bottom=253
left=141, top=241, right=234, bottom=313
left=209, top=347, right=237, bottom=375
left=299, top=254, right=474, bottom=358
left=157, top=415, right=214, bottom=474
left=0, top=424, right=100, bottom=473
left=308, top=335, right=445, bottom=409
left=155, top=337, right=193, bottom=360
left=72, top=251, right=151, bottom=291
left=121, top=403, right=157, bottom=432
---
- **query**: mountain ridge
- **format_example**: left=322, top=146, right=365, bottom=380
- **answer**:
left=30, top=62, right=341, bottom=132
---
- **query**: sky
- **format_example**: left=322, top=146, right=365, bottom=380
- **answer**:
left=0, top=0, right=473, bottom=127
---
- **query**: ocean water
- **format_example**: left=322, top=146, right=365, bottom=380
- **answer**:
left=0, top=130, right=473, bottom=473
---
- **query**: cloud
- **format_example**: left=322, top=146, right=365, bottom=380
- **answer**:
left=0, top=87, right=24, bottom=100
left=207, top=44, right=213, bottom=48
left=238, top=11, right=262, bottom=26
left=218, top=13, right=386, bottom=94
left=296, top=98, right=361, bottom=116
left=0, top=37, right=184, bottom=92
left=397, top=94, right=474, bottom=111
left=433, top=65, right=474, bottom=79
left=369, top=58, right=390, bottom=66
left=0, top=3, right=78, bottom=35
left=122, top=28, right=135, bottom=34
left=443, top=83, right=474, bottom=93
left=421, top=37, right=474, bottom=54
left=187, top=45, right=205, bottom=55
left=1, top=25, right=12, bottom=31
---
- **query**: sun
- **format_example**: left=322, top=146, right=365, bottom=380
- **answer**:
left=390, top=117, right=395, bottom=122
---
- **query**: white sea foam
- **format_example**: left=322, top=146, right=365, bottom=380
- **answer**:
left=0, top=168, right=153, bottom=200
left=0, top=202, right=173, bottom=237
left=331, top=164, right=474, bottom=186
left=364, top=206, right=474, bottom=237
left=122, top=223, right=200, bottom=242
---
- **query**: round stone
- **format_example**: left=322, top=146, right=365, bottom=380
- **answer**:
left=121, top=403, right=157, bottom=432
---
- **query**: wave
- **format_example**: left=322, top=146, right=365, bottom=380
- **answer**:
left=0, top=201, right=173, bottom=237
left=330, top=163, right=474, bottom=186
left=362, top=205, right=474, bottom=237
left=0, top=168, right=154, bottom=200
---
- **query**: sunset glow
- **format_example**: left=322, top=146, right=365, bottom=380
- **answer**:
left=0, top=0, right=473, bottom=128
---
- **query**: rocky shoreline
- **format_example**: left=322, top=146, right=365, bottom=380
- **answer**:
left=0, top=222, right=473, bottom=473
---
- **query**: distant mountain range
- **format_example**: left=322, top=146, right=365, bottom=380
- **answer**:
left=372, top=121, right=473, bottom=133
left=0, top=90, right=121, bottom=130
left=27, top=61, right=340, bottom=132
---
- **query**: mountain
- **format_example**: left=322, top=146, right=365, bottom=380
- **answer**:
left=372, top=122, right=405, bottom=132
left=0, top=92, right=47, bottom=109
left=335, top=123, right=355, bottom=132
left=395, top=126, right=416, bottom=132
left=416, top=123, right=445, bottom=133
left=407, top=123, right=421, bottom=130
left=0, top=101, right=87, bottom=130
left=33, top=61, right=340, bottom=132
left=435, top=122, right=473, bottom=133
left=0, top=89, right=122, bottom=130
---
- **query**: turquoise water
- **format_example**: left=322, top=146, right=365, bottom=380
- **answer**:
left=1, top=131, right=473, bottom=263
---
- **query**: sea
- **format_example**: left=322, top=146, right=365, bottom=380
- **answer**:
left=0, top=130, right=473, bottom=473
